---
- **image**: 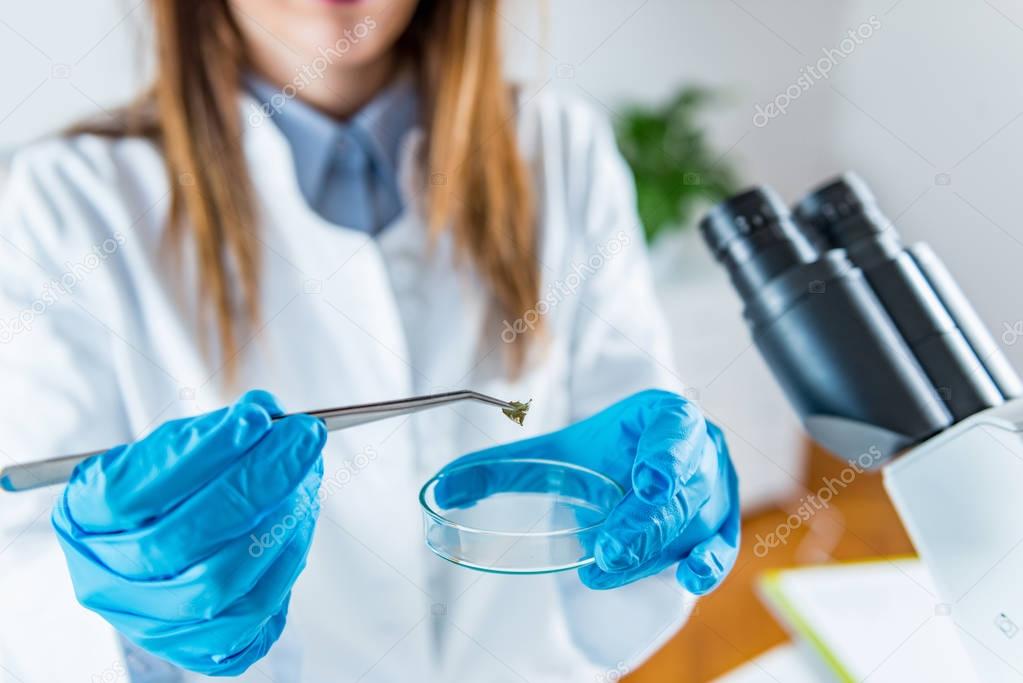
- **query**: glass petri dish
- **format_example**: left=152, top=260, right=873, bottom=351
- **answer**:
left=419, top=457, right=625, bottom=574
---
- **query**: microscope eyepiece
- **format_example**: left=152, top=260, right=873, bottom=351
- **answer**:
left=700, top=187, right=789, bottom=253
left=793, top=172, right=885, bottom=245
left=699, top=172, right=1022, bottom=462
left=700, top=187, right=816, bottom=301
left=699, top=181, right=955, bottom=462
left=794, top=173, right=1014, bottom=420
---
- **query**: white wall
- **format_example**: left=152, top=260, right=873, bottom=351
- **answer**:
left=0, top=1, right=150, bottom=152
left=3, top=1, right=1021, bottom=508
left=832, top=0, right=1023, bottom=373
left=509, top=0, right=1023, bottom=368
left=505, top=0, right=1023, bottom=506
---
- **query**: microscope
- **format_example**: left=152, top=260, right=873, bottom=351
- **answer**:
left=701, top=174, right=1023, bottom=681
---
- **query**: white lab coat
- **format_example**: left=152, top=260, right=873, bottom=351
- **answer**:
left=0, top=89, right=694, bottom=682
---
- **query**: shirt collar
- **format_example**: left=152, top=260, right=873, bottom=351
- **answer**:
left=245, top=72, right=418, bottom=203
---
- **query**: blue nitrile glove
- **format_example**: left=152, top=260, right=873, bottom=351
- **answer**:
left=435, top=389, right=739, bottom=594
left=51, top=390, right=326, bottom=676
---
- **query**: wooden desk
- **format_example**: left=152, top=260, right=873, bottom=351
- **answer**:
left=627, top=443, right=916, bottom=683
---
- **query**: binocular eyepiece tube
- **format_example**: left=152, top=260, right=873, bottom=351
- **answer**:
left=700, top=174, right=1021, bottom=464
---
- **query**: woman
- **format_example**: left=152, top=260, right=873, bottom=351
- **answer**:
left=0, top=1, right=738, bottom=680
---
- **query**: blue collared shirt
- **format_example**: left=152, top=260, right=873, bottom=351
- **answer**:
left=247, top=74, right=418, bottom=233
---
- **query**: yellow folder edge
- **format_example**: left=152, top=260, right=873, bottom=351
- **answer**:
left=757, top=556, right=918, bottom=683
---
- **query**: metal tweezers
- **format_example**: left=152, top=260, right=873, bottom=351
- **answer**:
left=0, top=390, right=530, bottom=493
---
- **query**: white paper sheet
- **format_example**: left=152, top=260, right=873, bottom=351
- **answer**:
left=713, top=644, right=833, bottom=683
left=758, top=559, right=978, bottom=683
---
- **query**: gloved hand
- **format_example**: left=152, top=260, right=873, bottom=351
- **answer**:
left=435, top=389, right=739, bottom=594
left=51, top=390, right=326, bottom=676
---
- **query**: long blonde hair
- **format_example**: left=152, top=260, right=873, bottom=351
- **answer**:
left=77, top=0, right=538, bottom=379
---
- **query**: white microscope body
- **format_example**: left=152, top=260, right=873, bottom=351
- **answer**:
left=699, top=173, right=1023, bottom=679
left=884, top=398, right=1023, bottom=681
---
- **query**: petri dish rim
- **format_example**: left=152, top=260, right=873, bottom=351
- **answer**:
left=428, top=548, right=595, bottom=575
left=418, top=457, right=625, bottom=539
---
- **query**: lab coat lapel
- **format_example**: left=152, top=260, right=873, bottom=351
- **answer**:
left=375, top=130, right=491, bottom=391
left=373, top=132, right=515, bottom=473
left=241, top=104, right=414, bottom=405
left=239, top=104, right=435, bottom=677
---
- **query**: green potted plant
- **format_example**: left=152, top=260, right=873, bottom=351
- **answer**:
left=615, top=86, right=740, bottom=243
